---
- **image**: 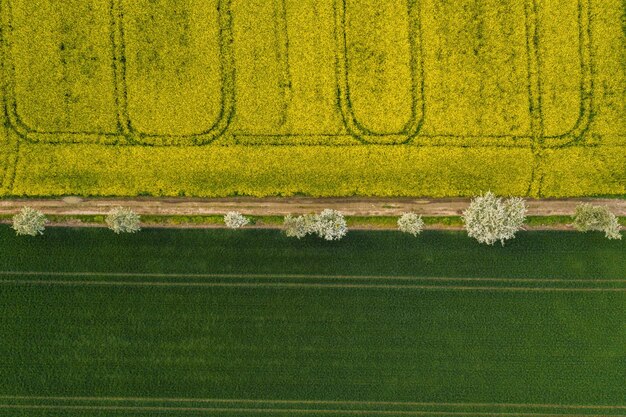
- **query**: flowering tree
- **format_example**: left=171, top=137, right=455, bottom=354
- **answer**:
left=284, top=210, right=347, bottom=241
left=12, top=207, right=47, bottom=236
left=397, top=212, right=424, bottom=237
left=283, top=214, right=316, bottom=239
left=312, top=209, right=347, bottom=241
left=462, top=192, right=527, bottom=246
left=573, top=204, right=622, bottom=240
left=106, top=207, right=141, bottom=234
left=224, top=211, right=250, bottom=229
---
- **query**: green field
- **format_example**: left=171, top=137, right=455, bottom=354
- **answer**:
left=0, top=0, right=624, bottom=197
left=1, top=226, right=625, bottom=416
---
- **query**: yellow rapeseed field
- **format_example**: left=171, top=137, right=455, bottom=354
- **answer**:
left=0, top=0, right=624, bottom=197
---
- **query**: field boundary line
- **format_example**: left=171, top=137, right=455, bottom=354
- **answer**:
left=1, top=395, right=625, bottom=410
left=0, top=271, right=624, bottom=283
left=2, top=279, right=624, bottom=292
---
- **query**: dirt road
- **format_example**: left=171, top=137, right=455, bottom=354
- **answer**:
left=1, top=197, right=625, bottom=217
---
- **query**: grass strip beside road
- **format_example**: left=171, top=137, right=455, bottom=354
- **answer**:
left=1, top=214, right=625, bottom=230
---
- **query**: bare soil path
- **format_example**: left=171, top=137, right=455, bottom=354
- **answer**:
left=0, top=197, right=625, bottom=217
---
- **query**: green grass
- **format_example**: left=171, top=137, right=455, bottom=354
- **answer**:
left=7, top=214, right=625, bottom=228
left=0, top=226, right=625, bottom=416
left=525, top=215, right=575, bottom=226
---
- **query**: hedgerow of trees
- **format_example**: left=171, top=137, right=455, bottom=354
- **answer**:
left=8, top=201, right=622, bottom=245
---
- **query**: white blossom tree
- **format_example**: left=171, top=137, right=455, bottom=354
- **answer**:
left=106, top=207, right=141, bottom=234
left=397, top=212, right=424, bottom=237
left=311, top=209, right=347, bottom=241
left=284, top=210, right=347, bottom=241
left=283, top=214, right=316, bottom=239
left=462, top=192, right=527, bottom=246
left=12, top=207, right=47, bottom=236
left=224, top=211, right=250, bottom=229
left=573, top=203, right=622, bottom=240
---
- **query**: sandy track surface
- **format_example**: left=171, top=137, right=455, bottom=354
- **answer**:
left=1, top=197, right=625, bottom=217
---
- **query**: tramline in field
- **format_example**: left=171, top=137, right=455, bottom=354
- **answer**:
left=0, top=0, right=624, bottom=196
left=0, top=227, right=625, bottom=416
